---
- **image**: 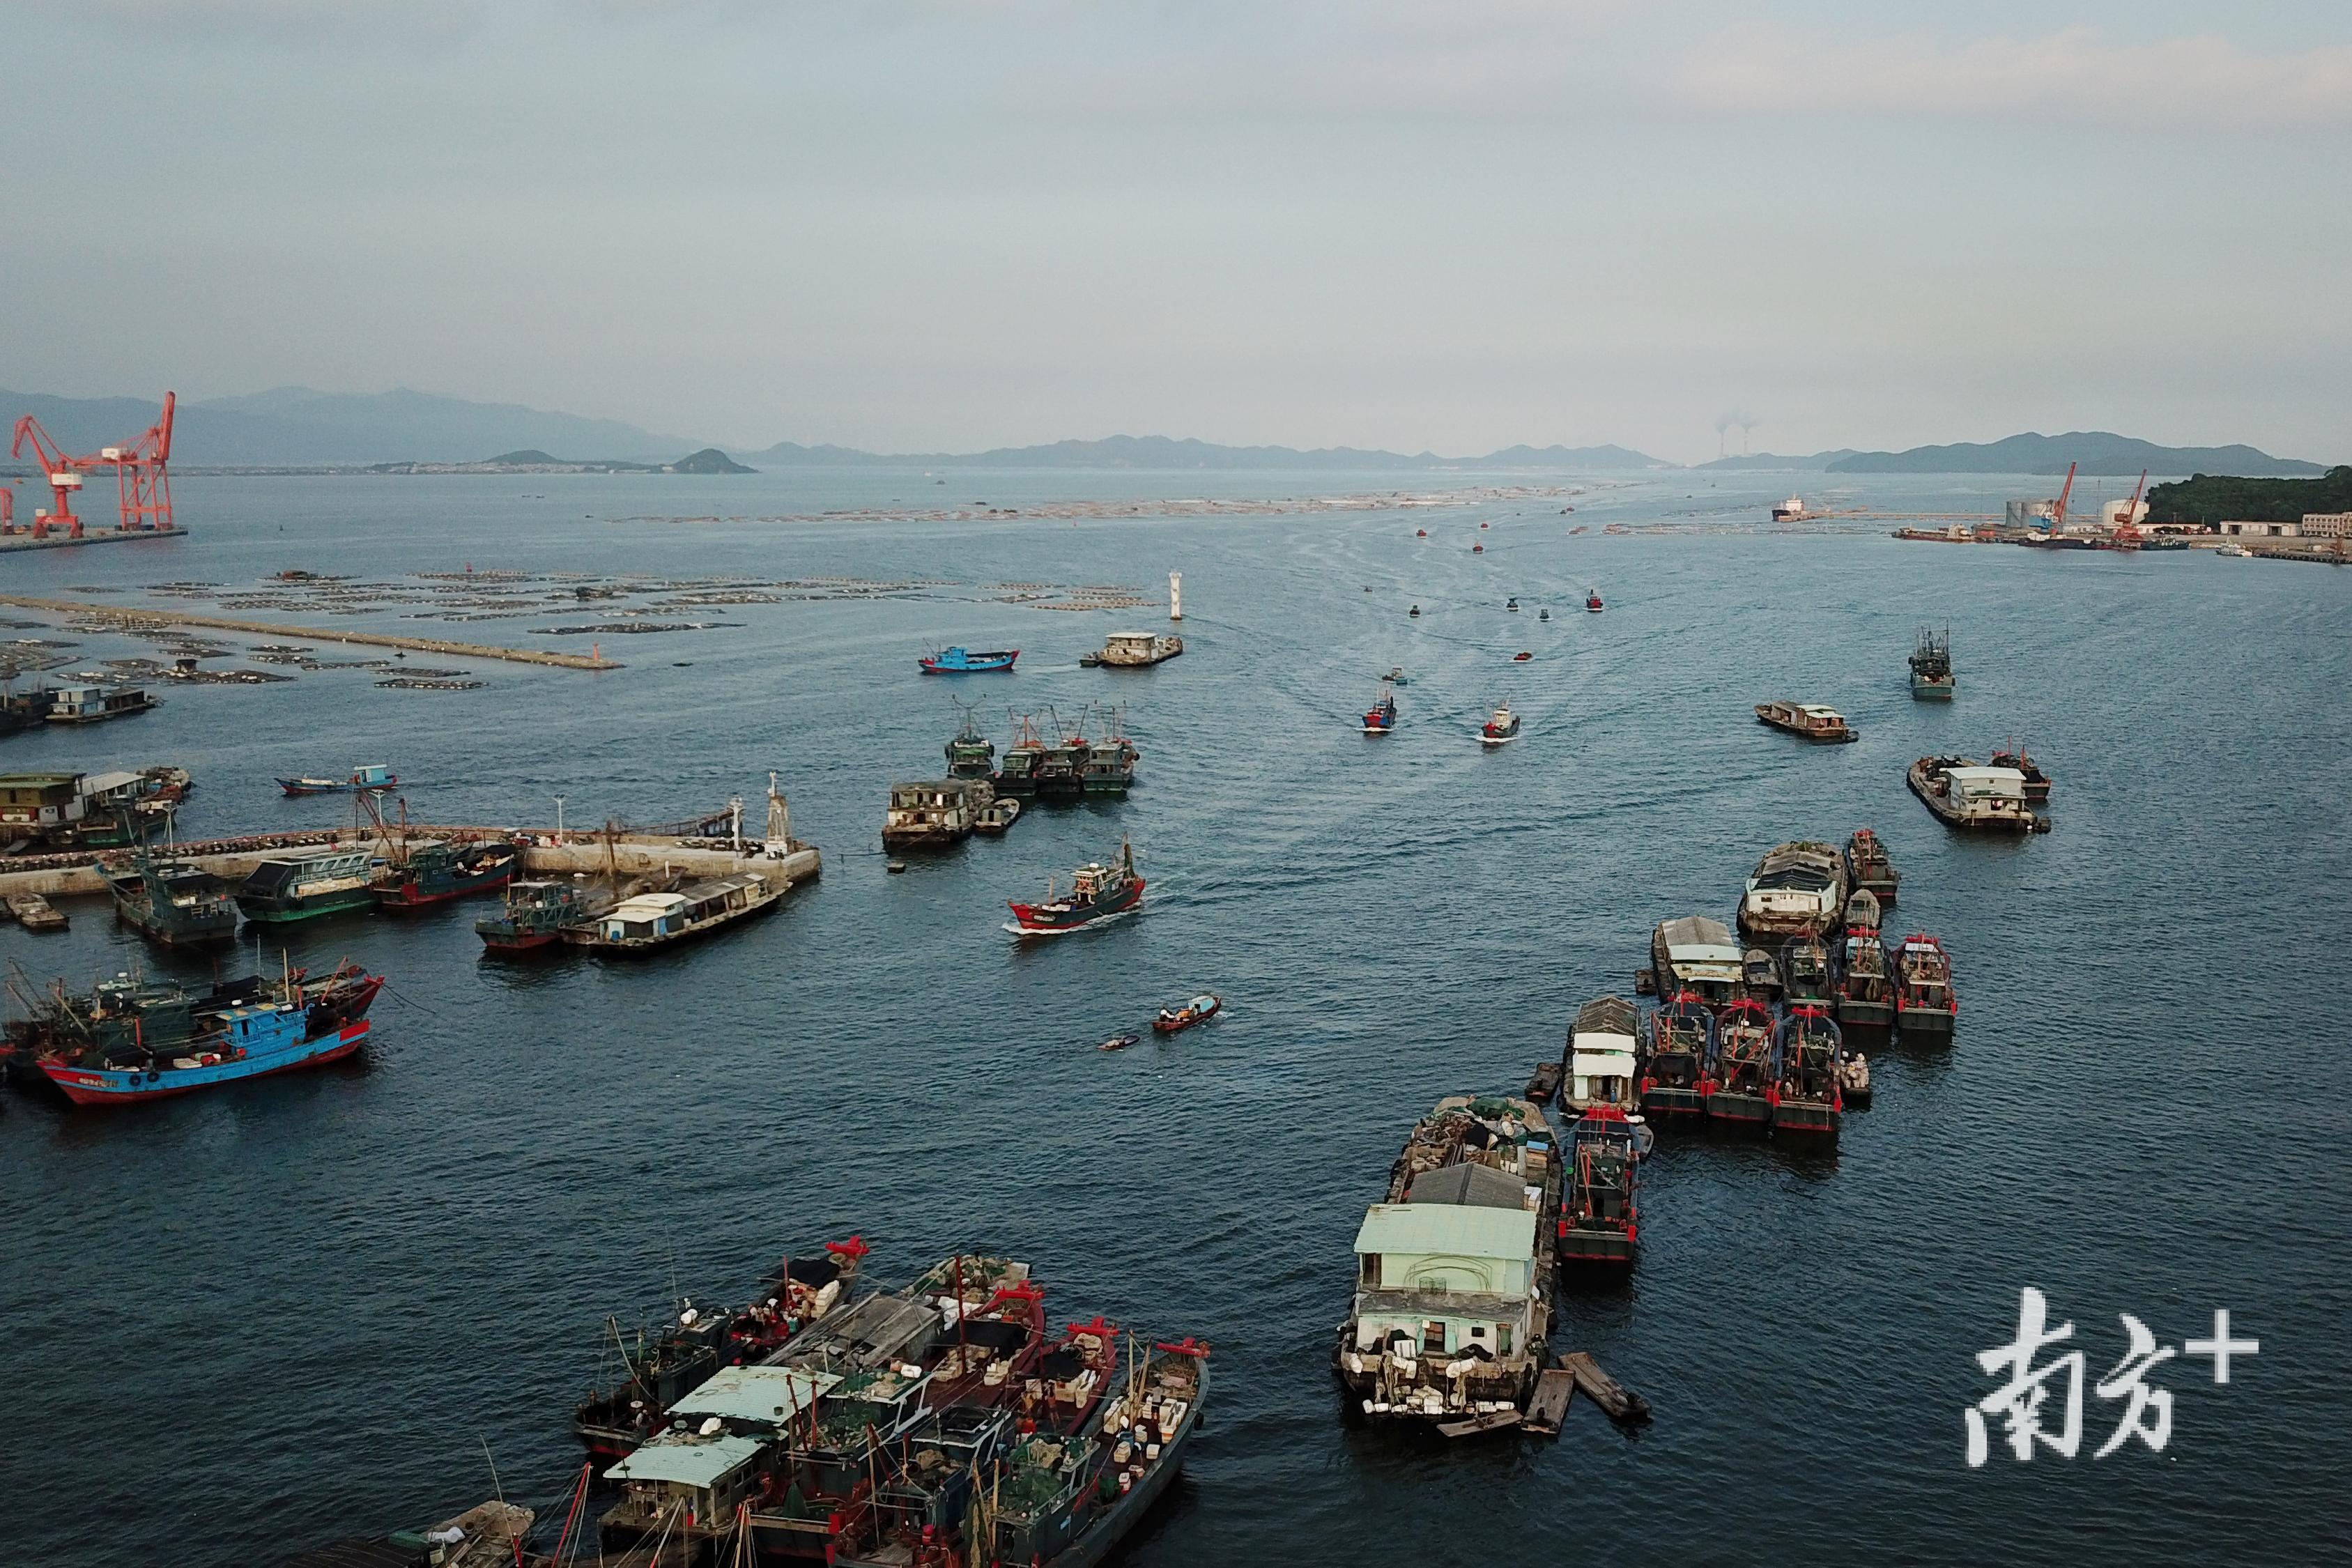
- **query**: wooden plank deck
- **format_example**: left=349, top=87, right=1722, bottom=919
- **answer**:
left=1435, top=1408, right=1523, bottom=1439
left=1560, top=1351, right=1652, bottom=1423
left=1523, top=1367, right=1576, bottom=1436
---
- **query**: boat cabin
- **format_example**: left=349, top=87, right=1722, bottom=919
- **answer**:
left=1756, top=699, right=1854, bottom=741
left=1938, top=765, right=2031, bottom=824
left=240, top=847, right=376, bottom=902
left=1650, top=916, right=1744, bottom=1006
left=48, top=684, right=152, bottom=723
left=1348, top=1202, right=1539, bottom=1366
left=886, top=778, right=984, bottom=834
left=603, top=1430, right=774, bottom=1535
left=1566, top=996, right=1640, bottom=1114
left=0, top=772, right=88, bottom=840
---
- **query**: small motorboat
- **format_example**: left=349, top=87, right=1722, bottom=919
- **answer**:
left=279, top=764, right=397, bottom=797
left=1415, top=528, right=1427, bottom=537
left=1512, top=651, right=1532, bottom=662
left=1385, top=666, right=1405, bottom=683
left=1472, top=543, right=1484, bottom=553
left=919, top=646, right=1020, bottom=675
left=1539, top=608, right=1550, bottom=621
left=973, top=797, right=1023, bottom=835
left=1840, top=1052, right=1873, bottom=1107
left=1479, top=521, right=1489, bottom=528
left=1153, top=993, right=1222, bottom=1034
left=1480, top=705, right=1521, bottom=745
left=1585, top=589, right=1604, bottom=613
left=1505, top=597, right=1520, bottom=612
left=885, top=859, right=908, bottom=874
left=1361, top=691, right=1397, bottom=735
left=1099, top=1033, right=1140, bottom=1052
left=1408, top=605, right=1421, bottom=617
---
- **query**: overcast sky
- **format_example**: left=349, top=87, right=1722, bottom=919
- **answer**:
left=5, top=1, right=2347, bottom=461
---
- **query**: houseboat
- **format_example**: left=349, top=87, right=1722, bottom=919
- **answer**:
left=1989, top=743, right=2052, bottom=806
left=0, top=771, right=88, bottom=846
left=1479, top=704, right=1521, bottom=745
left=1755, top=699, right=1859, bottom=743
left=1893, top=934, right=1960, bottom=1039
left=277, top=764, right=397, bottom=797
left=564, top=870, right=789, bottom=953
left=1640, top=993, right=1714, bottom=1117
left=883, top=778, right=987, bottom=850
left=1007, top=840, right=1144, bottom=936
left=1909, top=625, right=1955, bottom=698
left=1092, top=630, right=1183, bottom=668
left=1737, top=841, right=1848, bottom=942
left=1776, top=936, right=1835, bottom=1008
left=107, top=847, right=238, bottom=947
left=1705, top=1000, right=1775, bottom=1127
left=47, top=683, right=156, bottom=723
left=1650, top=916, right=1744, bottom=1010
left=919, top=646, right=1019, bottom=675
left=1562, top=995, right=1640, bottom=1116
left=477, top=879, right=613, bottom=954
left=1843, top=827, right=1900, bottom=905
left=1558, top=1107, right=1640, bottom=1266
left=235, top=846, right=381, bottom=924
left=1770, top=1006, right=1845, bottom=1139
left=1908, top=756, right=2045, bottom=833
left=13, top=964, right=382, bottom=1108
left=1361, top=691, right=1397, bottom=735
left=1335, top=1093, right=1560, bottom=1427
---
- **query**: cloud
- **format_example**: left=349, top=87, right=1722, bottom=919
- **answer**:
left=26, top=0, right=484, bottom=42
left=1676, top=24, right=2352, bottom=129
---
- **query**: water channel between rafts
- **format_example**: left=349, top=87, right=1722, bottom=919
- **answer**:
left=2, top=470, right=2345, bottom=1567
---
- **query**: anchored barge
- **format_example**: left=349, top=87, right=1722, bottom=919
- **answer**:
left=235, top=845, right=380, bottom=924
left=564, top=870, right=790, bottom=953
left=1562, top=995, right=1640, bottom=1116
left=1089, top=631, right=1183, bottom=668
left=883, top=778, right=987, bottom=850
left=47, top=682, right=156, bottom=723
left=1737, top=841, right=1848, bottom=943
left=1909, top=755, right=2047, bottom=833
left=1335, top=1094, right=1561, bottom=1430
left=1755, top=698, right=1859, bottom=743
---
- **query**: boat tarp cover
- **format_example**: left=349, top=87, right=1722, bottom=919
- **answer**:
left=1572, top=996, right=1639, bottom=1038
left=603, top=1432, right=768, bottom=1486
left=1406, top=1163, right=1529, bottom=1210
left=668, top=1365, right=840, bottom=1425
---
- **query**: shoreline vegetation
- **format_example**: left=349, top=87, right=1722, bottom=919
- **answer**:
left=2146, top=466, right=2352, bottom=525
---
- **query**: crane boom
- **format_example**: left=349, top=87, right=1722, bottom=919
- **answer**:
left=2052, top=462, right=2077, bottom=534
left=9, top=415, right=84, bottom=538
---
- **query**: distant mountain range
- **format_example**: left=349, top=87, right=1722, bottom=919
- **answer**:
left=744, top=433, right=1665, bottom=470
left=0, top=387, right=2327, bottom=477
left=1707, top=432, right=2320, bottom=477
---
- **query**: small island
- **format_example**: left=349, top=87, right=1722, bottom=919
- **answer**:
left=365, top=447, right=755, bottom=475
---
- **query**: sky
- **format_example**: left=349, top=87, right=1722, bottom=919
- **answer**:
left=3, top=1, right=2349, bottom=463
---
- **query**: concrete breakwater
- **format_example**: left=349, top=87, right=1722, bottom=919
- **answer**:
left=0, top=594, right=622, bottom=670
left=0, top=827, right=819, bottom=899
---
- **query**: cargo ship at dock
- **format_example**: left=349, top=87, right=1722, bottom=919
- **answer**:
left=1335, top=1093, right=1561, bottom=1429
left=6, top=963, right=381, bottom=1107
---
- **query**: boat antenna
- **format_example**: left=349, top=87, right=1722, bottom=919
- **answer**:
left=479, top=1434, right=505, bottom=1505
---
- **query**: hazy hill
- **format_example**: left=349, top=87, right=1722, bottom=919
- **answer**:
left=746, top=433, right=1666, bottom=469
left=1696, top=450, right=1860, bottom=471
left=0, top=386, right=695, bottom=466
left=1827, top=431, right=2321, bottom=477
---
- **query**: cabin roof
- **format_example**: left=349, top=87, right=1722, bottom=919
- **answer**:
left=76, top=769, right=144, bottom=796
left=1572, top=995, right=1638, bottom=1042
left=1657, top=915, right=1734, bottom=951
left=1405, top=1162, right=1529, bottom=1210
left=1353, top=1202, right=1536, bottom=1261
left=1945, top=766, right=2026, bottom=785
left=0, top=772, right=82, bottom=788
left=604, top=1433, right=767, bottom=1487
left=610, top=893, right=689, bottom=917
left=670, top=1365, right=840, bottom=1427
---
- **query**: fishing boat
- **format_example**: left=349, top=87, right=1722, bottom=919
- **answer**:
left=996, top=714, right=1047, bottom=794
left=945, top=712, right=998, bottom=779
left=1909, top=625, right=1955, bottom=698
left=1705, top=999, right=1775, bottom=1127
left=1505, top=597, right=1519, bottom=612
left=1892, top=934, right=1959, bottom=1039
left=1769, top=1006, right=1845, bottom=1139
left=1335, top=1093, right=1561, bottom=1426
left=1512, top=650, right=1532, bottom=662
left=1737, top=841, right=1847, bottom=941
left=1755, top=698, right=1859, bottom=743
left=1081, top=712, right=1139, bottom=793
left=477, top=879, right=613, bottom=954
left=1843, top=827, right=1900, bottom=905
left=1408, top=605, right=1420, bottom=617
left=1523, top=1059, right=1563, bottom=1104
left=1361, top=691, right=1397, bottom=735
left=1776, top=936, right=1834, bottom=1008
left=1649, top=916, right=1744, bottom=1010
left=1472, top=542, right=1483, bottom=553
left=573, top=1238, right=869, bottom=1463
left=1909, top=755, right=2045, bottom=833
left=1008, top=840, right=1144, bottom=936
left=1640, top=992, right=1714, bottom=1116
left=13, top=963, right=382, bottom=1108
left=974, top=796, right=1024, bottom=834
left=234, top=845, right=381, bottom=924
left=1834, top=920, right=1896, bottom=1031
left=1845, top=886, right=1881, bottom=933
left=1563, top=995, right=1640, bottom=1116
left=563, top=870, right=791, bottom=953
left=1151, top=992, right=1220, bottom=1033
left=1739, top=947, right=1782, bottom=1007
left=919, top=646, right=1020, bottom=675
left=1539, top=608, right=1550, bottom=621
left=277, top=764, right=397, bottom=797
left=1558, top=1107, right=1640, bottom=1265
left=1585, top=588, right=1603, bottom=612
left=106, top=843, right=238, bottom=947
left=1092, top=631, right=1183, bottom=668
left=1479, top=704, right=1521, bottom=745
left=883, top=778, right=987, bottom=850
left=47, top=683, right=156, bottom=723
left=1988, top=742, right=2052, bottom=806
left=7, top=893, right=68, bottom=932
left=371, top=836, right=521, bottom=911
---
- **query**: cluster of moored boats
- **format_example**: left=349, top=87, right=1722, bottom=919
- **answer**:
left=362, top=1245, right=1210, bottom=1568
left=1331, top=829, right=1960, bottom=1438
left=884, top=707, right=1139, bottom=851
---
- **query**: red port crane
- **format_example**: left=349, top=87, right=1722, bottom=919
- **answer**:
left=9, top=412, right=85, bottom=539
left=2050, top=461, right=2077, bottom=535
left=87, top=391, right=177, bottom=533
left=2113, top=468, right=2148, bottom=548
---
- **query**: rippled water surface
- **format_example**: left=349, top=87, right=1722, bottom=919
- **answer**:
left=3, top=469, right=2345, bottom=1566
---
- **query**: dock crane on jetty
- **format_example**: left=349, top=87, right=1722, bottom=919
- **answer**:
left=6, top=392, right=178, bottom=540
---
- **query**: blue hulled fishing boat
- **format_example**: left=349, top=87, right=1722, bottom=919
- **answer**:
left=920, top=646, right=1020, bottom=674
